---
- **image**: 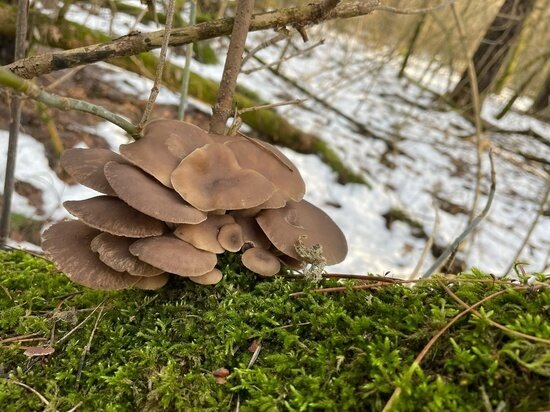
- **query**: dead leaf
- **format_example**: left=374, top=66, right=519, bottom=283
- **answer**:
left=22, top=346, right=55, bottom=357
left=248, top=339, right=260, bottom=353
left=212, top=367, right=230, bottom=378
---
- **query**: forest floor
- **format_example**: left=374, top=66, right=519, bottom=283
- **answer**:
left=0, top=3, right=549, bottom=278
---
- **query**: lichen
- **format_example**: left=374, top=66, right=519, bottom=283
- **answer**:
left=0, top=250, right=548, bottom=411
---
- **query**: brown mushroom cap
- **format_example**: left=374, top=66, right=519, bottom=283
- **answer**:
left=104, top=161, right=206, bottom=224
left=129, top=235, right=217, bottom=277
left=232, top=216, right=271, bottom=249
left=60, top=148, right=126, bottom=195
left=164, top=121, right=213, bottom=159
left=241, top=247, right=281, bottom=277
left=90, top=232, right=164, bottom=277
left=256, top=200, right=348, bottom=265
left=217, top=223, right=244, bottom=252
left=171, top=143, right=275, bottom=211
left=134, top=273, right=170, bottom=290
left=226, top=139, right=305, bottom=202
left=173, top=214, right=234, bottom=253
left=189, top=268, right=223, bottom=285
left=64, top=196, right=165, bottom=238
left=41, top=220, right=145, bottom=290
left=119, top=120, right=185, bottom=188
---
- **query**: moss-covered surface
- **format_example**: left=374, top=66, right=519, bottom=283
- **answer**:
left=0, top=250, right=549, bottom=411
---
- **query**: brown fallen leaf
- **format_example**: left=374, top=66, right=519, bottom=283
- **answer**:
left=248, top=339, right=260, bottom=353
left=22, top=346, right=55, bottom=357
left=212, top=367, right=230, bottom=378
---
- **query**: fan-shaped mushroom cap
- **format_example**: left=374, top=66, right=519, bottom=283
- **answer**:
left=41, top=220, right=145, bottom=290
left=256, top=200, right=347, bottom=265
left=174, top=214, right=234, bottom=254
left=233, top=216, right=271, bottom=249
left=104, top=162, right=206, bottom=224
left=171, top=143, right=275, bottom=211
left=61, top=148, right=126, bottom=195
left=190, top=268, right=223, bottom=285
left=134, top=273, right=170, bottom=290
left=226, top=139, right=305, bottom=202
left=64, top=196, right=165, bottom=238
left=241, top=247, right=281, bottom=277
left=119, top=120, right=190, bottom=188
left=90, top=232, right=164, bottom=277
left=164, top=121, right=213, bottom=159
left=217, top=223, right=244, bottom=252
left=129, top=235, right=217, bottom=277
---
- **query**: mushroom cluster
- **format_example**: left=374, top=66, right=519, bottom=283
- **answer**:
left=42, top=120, right=347, bottom=290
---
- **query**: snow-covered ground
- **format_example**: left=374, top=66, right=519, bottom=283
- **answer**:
left=1, top=4, right=548, bottom=277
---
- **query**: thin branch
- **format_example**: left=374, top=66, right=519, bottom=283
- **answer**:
left=76, top=305, right=105, bottom=385
left=409, top=202, right=440, bottom=280
left=241, top=29, right=290, bottom=67
left=382, top=288, right=509, bottom=412
left=0, top=0, right=29, bottom=248
left=5, top=1, right=381, bottom=79
left=177, top=0, right=197, bottom=120
left=6, top=379, right=50, bottom=407
left=375, top=0, right=455, bottom=15
left=210, top=0, right=256, bottom=134
left=504, top=179, right=550, bottom=276
left=238, top=98, right=307, bottom=114
left=138, top=0, right=176, bottom=130
left=0, top=67, right=139, bottom=138
left=423, top=151, right=496, bottom=278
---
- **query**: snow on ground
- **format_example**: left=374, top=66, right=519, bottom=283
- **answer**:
left=2, top=6, right=548, bottom=276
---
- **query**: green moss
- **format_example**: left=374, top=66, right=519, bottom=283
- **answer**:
left=0, top=250, right=548, bottom=411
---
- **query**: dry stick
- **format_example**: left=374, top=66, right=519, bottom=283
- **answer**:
left=381, top=288, right=509, bottom=412
left=0, top=67, right=139, bottom=138
left=242, top=39, right=325, bottom=75
left=451, top=3, right=484, bottom=227
left=409, top=203, right=440, bottom=280
left=5, top=1, right=381, bottom=79
left=76, top=305, right=105, bottom=385
left=504, top=179, right=550, bottom=276
left=290, top=281, right=387, bottom=297
left=209, top=0, right=256, bottom=135
left=438, top=281, right=550, bottom=345
left=0, top=0, right=29, bottom=248
left=56, top=299, right=107, bottom=345
left=422, top=151, right=496, bottom=278
left=6, top=380, right=50, bottom=407
left=177, top=0, right=197, bottom=120
left=241, top=29, right=290, bottom=68
left=138, top=0, right=176, bottom=130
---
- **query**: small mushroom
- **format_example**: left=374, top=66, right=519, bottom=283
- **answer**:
left=129, top=235, right=217, bottom=277
left=90, top=232, right=164, bottom=277
left=241, top=247, right=281, bottom=277
left=256, top=200, right=348, bottom=265
left=64, top=196, right=165, bottom=238
left=232, top=216, right=271, bottom=249
left=41, top=220, right=146, bottom=290
left=217, top=223, right=244, bottom=252
left=189, top=268, right=223, bottom=285
left=134, top=273, right=171, bottom=290
left=60, top=148, right=126, bottom=195
left=104, top=161, right=207, bottom=224
left=174, top=214, right=234, bottom=253
left=226, top=139, right=305, bottom=202
left=171, top=143, right=275, bottom=211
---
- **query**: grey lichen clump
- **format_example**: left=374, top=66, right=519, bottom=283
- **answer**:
left=42, top=119, right=348, bottom=290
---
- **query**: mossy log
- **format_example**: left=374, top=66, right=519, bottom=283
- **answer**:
left=0, top=2, right=367, bottom=185
left=0, top=250, right=549, bottom=410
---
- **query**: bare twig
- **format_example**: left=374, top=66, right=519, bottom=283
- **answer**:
left=56, top=299, right=107, bottom=345
left=504, top=179, right=550, bottom=276
left=423, top=151, right=496, bottom=278
left=0, top=67, right=139, bottom=138
left=381, top=288, right=509, bottom=412
left=5, top=1, right=381, bottom=79
left=238, top=98, right=307, bottom=114
left=375, top=0, right=455, bottom=15
left=210, top=0, right=256, bottom=134
left=409, top=203, right=440, bottom=280
left=138, top=0, right=176, bottom=130
left=0, top=0, right=29, bottom=248
left=241, top=29, right=290, bottom=67
left=177, top=0, right=197, bottom=120
left=76, top=305, right=105, bottom=385
left=6, top=379, right=50, bottom=407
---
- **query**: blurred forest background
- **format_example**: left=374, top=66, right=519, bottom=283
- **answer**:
left=0, top=0, right=549, bottom=276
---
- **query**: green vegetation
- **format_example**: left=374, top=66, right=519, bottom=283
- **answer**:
left=0, top=250, right=549, bottom=411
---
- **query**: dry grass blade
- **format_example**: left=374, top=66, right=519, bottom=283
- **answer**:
left=6, top=379, right=50, bottom=407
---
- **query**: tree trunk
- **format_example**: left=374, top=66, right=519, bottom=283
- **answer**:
left=450, top=0, right=537, bottom=109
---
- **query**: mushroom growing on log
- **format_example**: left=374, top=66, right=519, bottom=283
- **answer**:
left=42, top=119, right=348, bottom=290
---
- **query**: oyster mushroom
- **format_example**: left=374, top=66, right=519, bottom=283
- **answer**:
left=256, top=200, right=347, bottom=265
left=241, top=247, right=281, bottom=277
left=104, top=161, right=206, bottom=224
left=174, top=214, right=234, bottom=254
left=217, top=223, right=244, bottom=252
left=189, top=268, right=223, bottom=285
left=171, top=143, right=275, bottom=211
left=64, top=196, right=165, bottom=238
